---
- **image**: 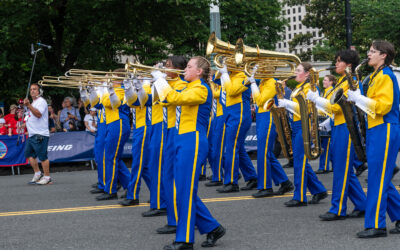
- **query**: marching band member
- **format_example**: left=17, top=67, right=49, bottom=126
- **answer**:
left=248, top=76, right=294, bottom=198
left=216, top=65, right=258, bottom=193
left=205, top=80, right=225, bottom=187
left=156, top=56, right=188, bottom=234
left=315, top=75, right=336, bottom=174
left=119, top=78, right=151, bottom=206
left=278, top=62, right=327, bottom=207
left=307, top=50, right=366, bottom=220
left=91, top=69, right=131, bottom=200
left=80, top=86, right=108, bottom=194
left=347, top=40, right=400, bottom=238
left=154, top=56, right=225, bottom=249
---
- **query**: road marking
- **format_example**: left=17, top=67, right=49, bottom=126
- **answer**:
left=2, top=186, right=396, bottom=217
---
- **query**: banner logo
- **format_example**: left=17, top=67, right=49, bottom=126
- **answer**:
left=0, top=141, right=8, bottom=159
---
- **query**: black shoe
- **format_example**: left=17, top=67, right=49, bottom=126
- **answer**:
left=163, top=242, right=193, bottom=250
left=316, top=169, right=329, bottom=174
left=252, top=189, right=274, bottom=198
left=389, top=221, right=400, bottom=234
left=308, top=191, right=328, bottom=204
left=284, top=199, right=307, bottom=207
left=355, top=163, right=368, bottom=177
left=276, top=180, right=294, bottom=195
left=90, top=187, right=104, bottom=194
left=357, top=228, right=387, bottom=238
left=120, top=190, right=127, bottom=199
left=240, top=179, right=257, bottom=191
left=319, top=212, right=346, bottom=221
left=96, top=193, right=118, bottom=201
left=157, top=225, right=177, bottom=234
left=283, top=159, right=293, bottom=168
left=205, top=181, right=223, bottom=187
left=199, top=175, right=207, bottom=181
left=201, top=225, right=226, bottom=248
left=206, top=176, right=213, bottom=180
left=348, top=210, right=365, bottom=218
left=142, top=208, right=167, bottom=217
left=91, top=183, right=99, bottom=188
left=216, top=184, right=239, bottom=193
left=119, top=199, right=139, bottom=206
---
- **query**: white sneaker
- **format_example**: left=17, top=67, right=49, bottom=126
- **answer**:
left=29, top=174, right=42, bottom=185
left=36, top=177, right=52, bottom=185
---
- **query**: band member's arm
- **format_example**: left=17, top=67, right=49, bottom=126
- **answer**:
left=251, top=78, right=276, bottom=108
left=224, top=72, right=248, bottom=96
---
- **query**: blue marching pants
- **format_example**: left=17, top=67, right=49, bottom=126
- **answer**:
left=148, top=122, right=166, bottom=210
left=291, top=121, right=326, bottom=202
left=256, top=112, right=289, bottom=190
left=126, top=126, right=151, bottom=201
left=162, top=127, right=178, bottom=226
left=365, top=123, right=400, bottom=229
left=104, top=119, right=131, bottom=194
left=318, top=136, right=332, bottom=171
left=175, top=131, right=220, bottom=243
left=95, top=122, right=107, bottom=190
left=223, top=102, right=257, bottom=185
left=328, top=124, right=366, bottom=216
left=210, top=115, right=225, bottom=182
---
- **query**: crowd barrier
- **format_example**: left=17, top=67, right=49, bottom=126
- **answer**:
left=0, top=123, right=258, bottom=168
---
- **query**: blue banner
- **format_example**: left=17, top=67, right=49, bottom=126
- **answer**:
left=0, top=135, right=28, bottom=166
left=244, top=122, right=257, bottom=152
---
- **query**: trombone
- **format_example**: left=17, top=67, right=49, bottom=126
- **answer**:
left=124, top=60, right=184, bottom=81
left=65, top=69, right=129, bottom=80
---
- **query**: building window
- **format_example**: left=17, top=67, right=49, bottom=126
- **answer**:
left=288, top=26, right=291, bottom=31
left=319, top=31, right=323, bottom=37
left=288, top=9, right=290, bottom=15
left=294, top=32, right=296, bottom=36
left=288, top=17, right=290, bottom=22
left=293, top=16, right=296, bottom=22
left=313, top=31, right=316, bottom=36
left=284, top=43, right=287, bottom=48
left=289, top=34, right=292, bottom=39
left=313, top=40, right=317, bottom=45
left=298, top=7, right=301, bottom=12
left=300, top=48, right=303, bottom=53
left=293, top=8, right=296, bottom=14
left=279, top=43, right=281, bottom=48
left=293, top=25, right=296, bottom=30
left=299, top=15, right=302, bottom=21
left=299, top=24, right=302, bottom=29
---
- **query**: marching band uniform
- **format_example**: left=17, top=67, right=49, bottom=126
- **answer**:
left=120, top=79, right=151, bottom=206
left=155, top=73, right=225, bottom=249
left=279, top=80, right=327, bottom=206
left=308, top=75, right=366, bottom=219
left=92, top=84, right=131, bottom=200
left=349, top=64, right=400, bottom=237
left=217, top=70, right=258, bottom=192
left=249, top=78, right=293, bottom=197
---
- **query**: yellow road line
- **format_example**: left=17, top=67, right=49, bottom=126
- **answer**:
left=2, top=187, right=397, bottom=217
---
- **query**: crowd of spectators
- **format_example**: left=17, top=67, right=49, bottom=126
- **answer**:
left=0, top=96, right=97, bottom=136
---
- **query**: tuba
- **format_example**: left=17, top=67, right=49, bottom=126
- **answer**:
left=206, top=32, right=237, bottom=70
left=291, top=68, right=321, bottom=160
left=264, top=77, right=295, bottom=160
left=330, top=60, right=369, bottom=162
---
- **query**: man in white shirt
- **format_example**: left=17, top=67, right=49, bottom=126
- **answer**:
left=24, top=83, right=51, bottom=185
left=84, top=108, right=98, bottom=133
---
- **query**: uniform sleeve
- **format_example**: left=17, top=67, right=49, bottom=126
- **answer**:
left=102, top=88, right=124, bottom=109
left=253, top=79, right=277, bottom=107
left=166, top=84, right=208, bottom=106
left=224, top=73, right=249, bottom=96
left=370, top=74, right=394, bottom=115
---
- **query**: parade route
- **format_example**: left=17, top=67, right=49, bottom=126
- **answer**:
left=1, top=159, right=400, bottom=250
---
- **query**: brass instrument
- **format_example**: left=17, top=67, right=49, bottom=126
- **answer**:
left=265, top=76, right=295, bottom=160
left=65, top=69, right=129, bottom=80
left=124, top=60, right=184, bottom=81
left=39, top=75, right=109, bottom=89
left=330, top=59, right=369, bottom=162
left=206, top=32, right=237, bottom=69
left=291, top=68, right=322, bottom=160
left=235, top=38, right=301, bottom=79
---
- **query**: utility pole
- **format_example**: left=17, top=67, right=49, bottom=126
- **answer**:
left=210, top=1, right=221, bottom=39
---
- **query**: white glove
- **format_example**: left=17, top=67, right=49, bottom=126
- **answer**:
left=319, top=118, right=332, bottom=132
left=151, top=70, right=166, bottom=81
left=123, top=79, right=132, bottom=90
left=250, top=82, right=259, bottom=97
left=314, top=96, right=332, bottom=117
left=278, top=98, right=300, bottom=116
left=248, top=75, right=256, bottom=84
left=306, top=89, right=319, bottom=103
left=153, top=77, right=171, bottom=102
left=89, top=86, right=99, bottom=105
left=218, top=64, right=229, bottom=75
left=107, top=83, right=115, bottom=95
left=347, top=89, right=361, bottom=102
left=133, top=78, right=142, bottom=90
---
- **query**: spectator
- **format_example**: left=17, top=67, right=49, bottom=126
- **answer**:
left=10, top=108, right=27, bottom=135
left=4, top=104, right=17, bottom=133
left=59, top=97, right=81, bottom=131
left=77, top=97, right=88, bottom=130
left=24, top=83, right=51, bottom=185
left=0, top=118, right=8, bottom=135
left=63, top=120, right=78, bottom=132
left=48, top=105, right=61, bottom=132
left=84, top=108, right=97, bottom=133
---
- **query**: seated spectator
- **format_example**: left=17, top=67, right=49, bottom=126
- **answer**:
left=0, top=118, right=8, bottom=135
left=84, top=108, right=97, bottom=133
left=48, top=105, right=61, bottom=132
left=63, top=120, right=78, bottom=132
left=77, top=97, right=88, bottom=131
left=59, top=97, right=81, bottom=131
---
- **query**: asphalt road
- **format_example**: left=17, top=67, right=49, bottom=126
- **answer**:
left=1, top=158, right=400, bottom=250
